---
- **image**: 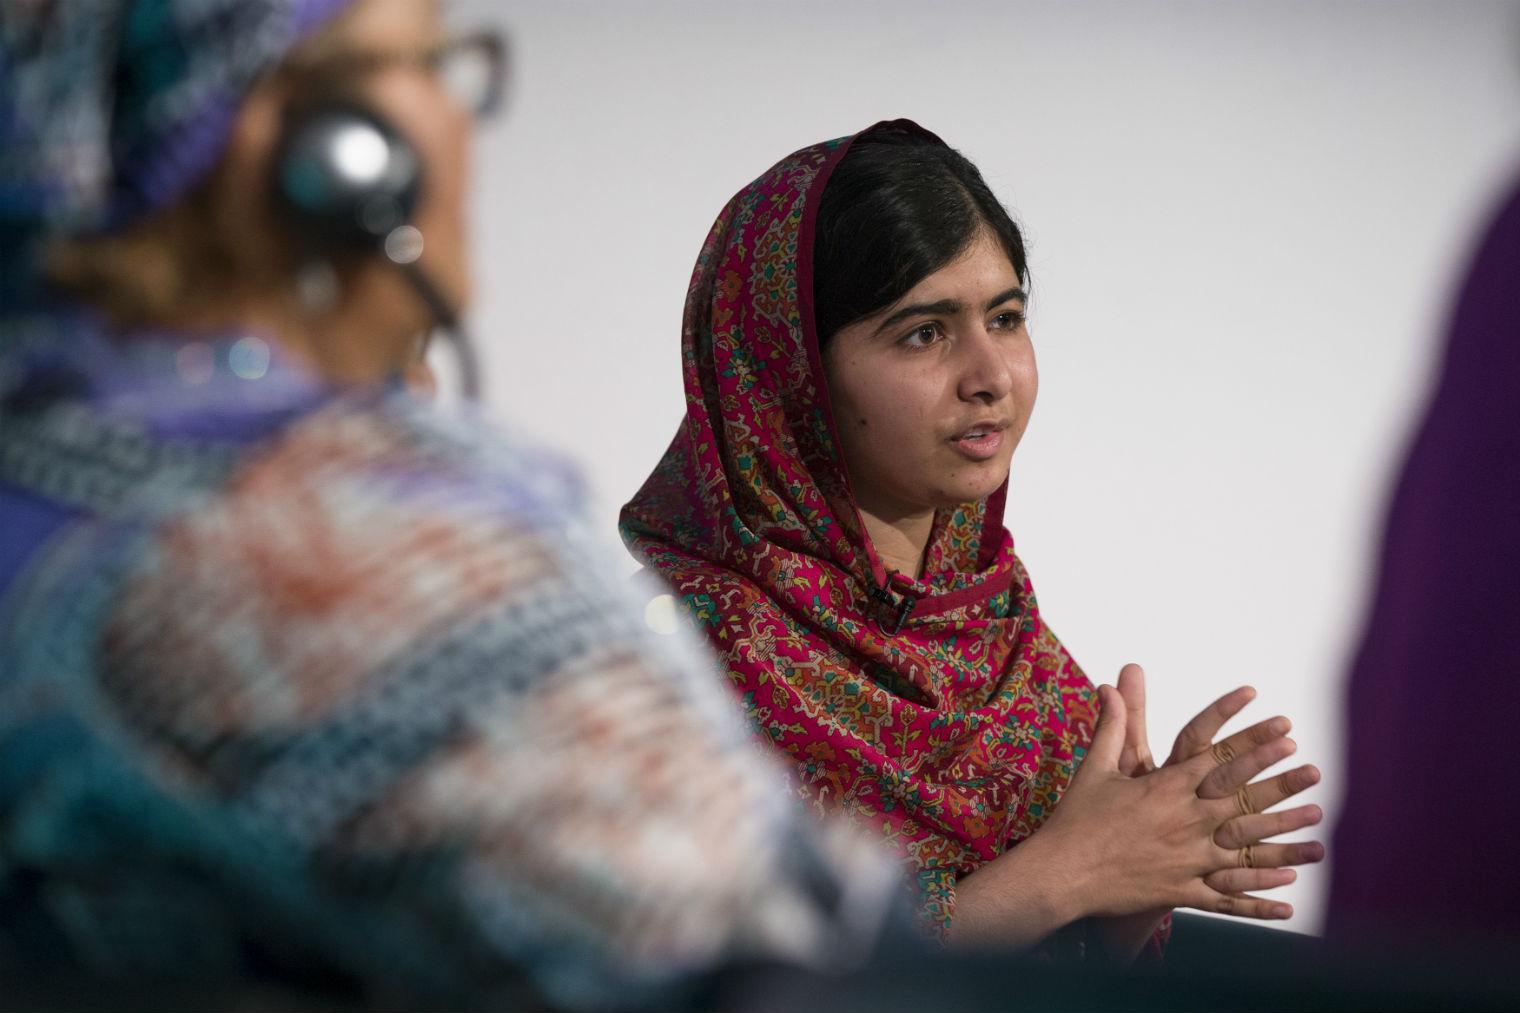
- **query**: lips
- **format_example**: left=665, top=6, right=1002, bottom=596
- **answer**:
left=948, top=419, right=1011, bottom=461
left=952, top=420, right=1009, bottom=440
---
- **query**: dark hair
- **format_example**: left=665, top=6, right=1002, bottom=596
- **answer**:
left=812, top=129, right=1028, bottom=345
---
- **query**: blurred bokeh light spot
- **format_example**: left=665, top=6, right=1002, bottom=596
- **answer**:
left=333, top=122, right=389, bottom=184
left=229, top=335, right=271, bottom=380
left=643, top=594, right=679, bottom=636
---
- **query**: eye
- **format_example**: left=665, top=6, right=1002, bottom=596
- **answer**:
left=991, top=309, right=1027, bottom=331
left=900, top=323, right=944, bottom=349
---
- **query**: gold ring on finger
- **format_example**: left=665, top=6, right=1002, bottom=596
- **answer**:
left=1238, top=845, right=1255, bottom=869
left=1211, top=740, right=1236, bottom=765
left=1235, top=785, right=1255, bottom=816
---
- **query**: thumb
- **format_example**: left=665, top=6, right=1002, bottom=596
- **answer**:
left=1088, top=684, right=1128, bottom=770
left=1116, top=662, right=1154, bottom=774
left=1116, top=663, right=1146, bottom=715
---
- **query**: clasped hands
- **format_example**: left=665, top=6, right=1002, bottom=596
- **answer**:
left=1074, top=663, right=1325, bottom=922
left=949, top=663, right=1324, bottom=952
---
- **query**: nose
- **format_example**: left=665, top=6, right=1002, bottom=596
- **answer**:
left=954, top=324, right=1015, bottom=404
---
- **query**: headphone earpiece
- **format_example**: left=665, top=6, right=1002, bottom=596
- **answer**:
left=270, top=100, right=480, bottom=401
left=273, top=102, right=423, bottom=256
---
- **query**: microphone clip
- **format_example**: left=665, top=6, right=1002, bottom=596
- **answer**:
left=868, top=583, right=917, bottom=636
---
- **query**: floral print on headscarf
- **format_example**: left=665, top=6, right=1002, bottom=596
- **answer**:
left=621, top=120, right=1099, bottom=934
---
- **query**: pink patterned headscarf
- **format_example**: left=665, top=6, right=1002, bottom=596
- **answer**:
left=621, top=120, right=1097, bottom=932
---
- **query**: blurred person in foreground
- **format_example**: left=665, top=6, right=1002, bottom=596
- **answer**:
left=1327, top=173, right=1520, bottom=949
left=0, top=1, right=896, bottom=1007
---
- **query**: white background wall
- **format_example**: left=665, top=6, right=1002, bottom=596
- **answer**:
left=449, top=0, right=1520, bottom=934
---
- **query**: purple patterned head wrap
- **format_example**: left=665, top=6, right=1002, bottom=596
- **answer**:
left=0, top=0, right=353, bottom=243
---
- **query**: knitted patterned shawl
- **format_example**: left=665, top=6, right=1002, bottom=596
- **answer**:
left=0, top=320, right=896, bottom=1005
left=621, top=121, right=1098, bottom=932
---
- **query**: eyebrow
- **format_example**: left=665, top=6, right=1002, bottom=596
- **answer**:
left=871, top=286, right=1028, bottom=337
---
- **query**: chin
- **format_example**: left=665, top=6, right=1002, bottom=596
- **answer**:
left=935, top=474, right=1011, bottom=509
left=964, top=484, right=1008, bottom=507
left=978, top=454, right=1017, bottom=500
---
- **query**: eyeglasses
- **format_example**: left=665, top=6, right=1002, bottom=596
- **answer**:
left=428, top=30, right=508, bottom=119
left=283, top=28, right=509, bottom=121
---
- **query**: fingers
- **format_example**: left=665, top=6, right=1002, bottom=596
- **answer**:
left=1116, top=663, right=1154, bottom=775
left=1211, top=839, right=1326, bottom=875
left=1215, top=764, right=1322, bottom=817
left=1203, top=866, right=1296, bottom=895
left=1188, top=887, right=1293, bottom=921
left=1196, top=736, right=1297, bottom=799
left=1214, top=804, right=1324, bottom=849
left=1087, top=684, right=1128, bottom=770
left=1203, top=715, right=1291, bottom=768
left=1167, top=685, right=1256, bottom=765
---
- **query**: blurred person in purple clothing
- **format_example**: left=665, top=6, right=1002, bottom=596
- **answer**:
left=1328, top=173, right=1520, bottom=945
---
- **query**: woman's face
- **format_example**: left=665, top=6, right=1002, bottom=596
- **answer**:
left=215, top=0, right=473, bottom=379
left=822, top=228, right=1037, bottom=522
